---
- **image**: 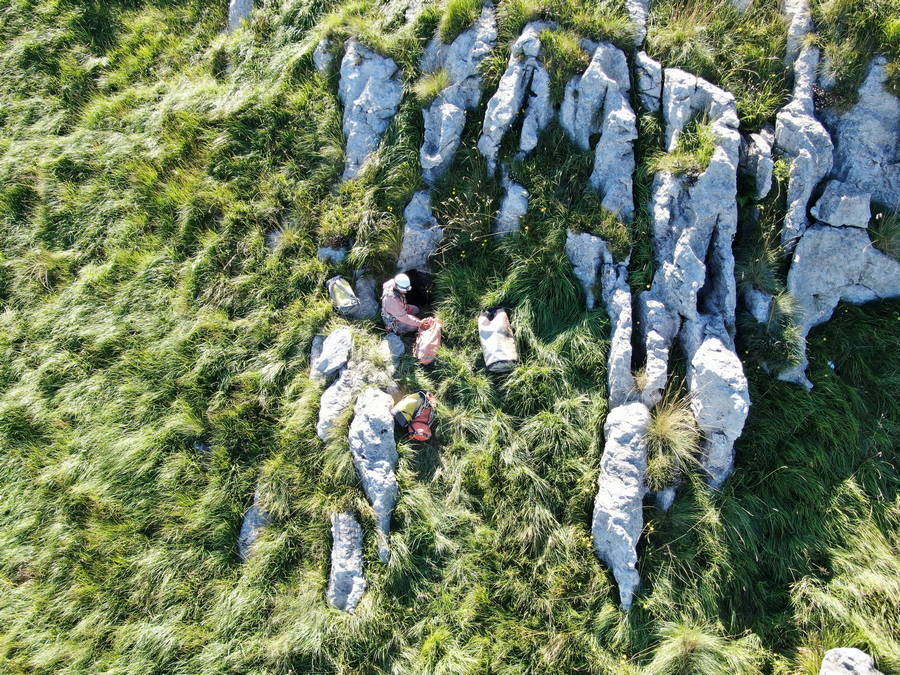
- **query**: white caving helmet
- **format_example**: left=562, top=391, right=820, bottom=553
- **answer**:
left=394, top=273, right=412, bottom=292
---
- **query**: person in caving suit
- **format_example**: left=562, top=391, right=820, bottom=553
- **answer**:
left=381, top=273, right=422, bottom=334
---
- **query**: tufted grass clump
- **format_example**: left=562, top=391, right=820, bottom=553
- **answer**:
left=645, top=391, right=701, bottom=491
left=868, top=204, right=900, bottom=260
left=412, top=68, right=451, bottom=106
left=812, top=0, right=900, bottom=105
left=439, top=0, right=483, bottom=44
left=540, top=28, right=590, bottom=105
left=646, top=0, right=790, bottom=130
left=648, top=115, right=716, bottom=178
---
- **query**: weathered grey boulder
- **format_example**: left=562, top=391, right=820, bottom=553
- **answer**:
left=819, top=648, right=884, bottom=675
left=348, top=388, right=399, bottom=562
left=811, top=180, right=871, bottom=228
left=339, top=40, right=403, bottom=181
left=775, top=45, right=834, bottom=248
left=589, top=84, right=637, bottom=221
left=783, top=0, right=812, bottom=66
left=380, top=333, right=405, bottom=378
left=560, top=41, right=630, bottom=149
left=740, top=128, right=774, bottom=201
left=237, top=488, right=270, bottom=561
left=780, top=225, right=900, bottom=388
left=565, top=230, right=606, bottom=310
left=730, top=0, right=753, bottom=11
left=349, top=275, right=380, bottom=319
left=317, top=364, right=363, bottom=441
left=311, top=328, right=353, bottom=382
left=478, top=308, right=519, bottom=373
left=635, top=52, right=662, bottom=112
left=227, top=0, right=253, bottom=31
left=638, top=294, right=679, bottom=408
left=420, top=4, right=497, bottom=185
left=327, top=511, right=367, bottom=613
left=519, top=65, right=553, bottom=157
left=591, top=401, right=651, bottom=610
left=684, top=321, right=750, bottom=487
left=309, top=335, right=325, bottom=382
left=565, top=230, right=635, bottom=406
left=558, top=41, right=636, bottom=220
left=478, top=21, right=556, bottom=174
left=397, top=190, right=444, bottom=272
left=313, top=39, right=334, bottom=73
left=495, top=171, right=528, bottom=235
left=626, top=0, right=650, bottom=46
left=822, top=58, right=900, bottom=212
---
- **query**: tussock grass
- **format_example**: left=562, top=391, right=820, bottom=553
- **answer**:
left=412, top=67, right=451, bottom=106
left=868, top=204, right=900, bottom=260
left=646, top=390, right=701, bottom=491
left=539, top=28, right=590, bottom=105
left=812, top=0, right=900, bottom=105
left=439, top=0, right=483, bottom=44
left=648, top=115, right=716, bottom=177
left=646, top=0, right=790, bottom=130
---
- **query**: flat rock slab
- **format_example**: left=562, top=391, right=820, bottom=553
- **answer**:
left=780, top=225, right=900, bottom=388
left=310, top=328, right=353, bottom=382
left=339, top=40, right=403, bottom=181
left=397, top=190, right=444, bottom=272
left=348, top=388, right=399, bottom=562
left=327, top=511, right=367, bottom=613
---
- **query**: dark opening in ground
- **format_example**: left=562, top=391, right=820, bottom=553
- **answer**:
left=402, top=269, right=435, bottom=311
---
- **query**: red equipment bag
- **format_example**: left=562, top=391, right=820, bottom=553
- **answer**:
left=408, top=391, right=437, bottom=442
left=391, top=390, right=437, bottom=442
left=414, top=317, right=443, bottom=366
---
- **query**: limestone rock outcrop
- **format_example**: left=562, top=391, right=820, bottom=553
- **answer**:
left=349, top=275, right=380, bottom=320
left=779, top=225, right=900, bottom=388
left=313, top=38, right=334, bottom=73
left=819, top=648, right=884, bottom=675
left=635, top=52, right=662, bottom=112
left=739, top=128, right=774, bottom=201
left=591, top=401, right=651, bottom=610
left=237, top=488, right=270, bottom=561
left=626, top=0, right=650, bottom=46
left=339, top=40, right=403, bottom=181
left=774, top=44, right=833, bottom=248
left=316, top=341, right=398, bottom=441
left=227, top=0, right=253, bottom=31
left=783, top=0, right=812, bottom=66
left=478, top=21, right=555, bottom=174
left=560, top=42, right=637, bottom=221
left=348, top=388, right=399, bottom=562
left=310, top=328, right=353, bottom=382
left=397, top=190, right=444, bottom=272
left=327, top=511, right=367, bottom=613
left=420, top=4, right=497, bottom=185
left=811, top=180, right=871, bottom=228
left=495, top=171, right=528, bottom=235
left=821, top=57, right=900, bottom=211
left=639, top=67, right=749, bottom=487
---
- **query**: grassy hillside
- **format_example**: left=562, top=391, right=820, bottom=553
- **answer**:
left=0, top=0, right=897, bottom=672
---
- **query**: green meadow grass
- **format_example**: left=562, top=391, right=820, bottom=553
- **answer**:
left=0, top=0, right=897, bottom=673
